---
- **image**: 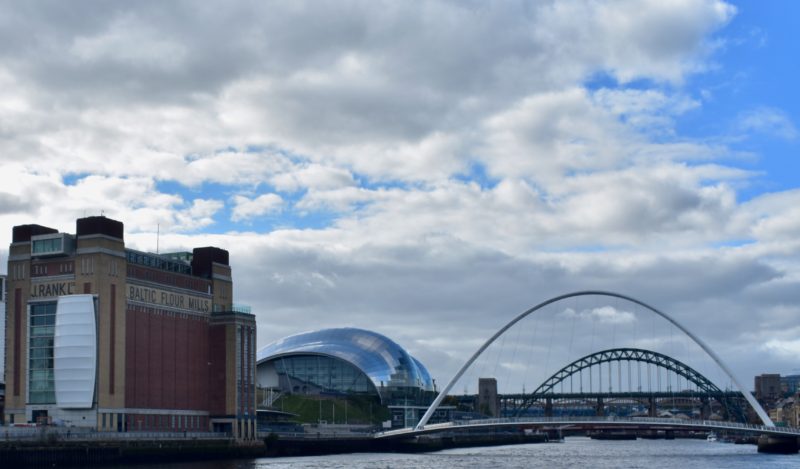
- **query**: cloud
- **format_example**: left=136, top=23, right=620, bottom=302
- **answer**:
left=480, top=88, right=725, bottom=190
left=736, top=107, right=798, bottom=140
left=231, top=193, right=283, bottom=222
left=736, top=189, right=800, bottom=242
left=5, top=0, right=800, bottom=392
left=270, top=164, right=355, bottom=192
left=534, top=0, right=735, bottom=83
left=70, top=13, right=188, bottom=71
left=762, top=338, right=800, bottom=360
left=0, top=1, right=736, bottom=184
left=561, top=306, right=637, bottom=325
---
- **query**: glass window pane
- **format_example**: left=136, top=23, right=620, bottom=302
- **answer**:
left=30, top=337, right=53, bottom=348
left=31, top=325, right=54, bottom=337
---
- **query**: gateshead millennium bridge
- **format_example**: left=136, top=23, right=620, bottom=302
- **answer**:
left=375, top=291, right=800, bottom=453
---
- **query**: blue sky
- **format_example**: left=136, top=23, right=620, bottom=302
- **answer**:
left=682, top=0, right=799, bottom=196
left=1, top=0, right=799, bottom=392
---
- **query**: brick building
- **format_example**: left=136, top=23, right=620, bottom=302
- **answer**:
left=755, top=373, right=782, bottom=403
left=3, top=216, right=256, bottom=438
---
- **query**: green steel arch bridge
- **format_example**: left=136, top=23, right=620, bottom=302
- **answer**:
left=500, top=347, right=747, bottom=422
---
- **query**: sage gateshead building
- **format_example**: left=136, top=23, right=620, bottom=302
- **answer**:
left=4, top=216, right=256, bottom=438
left=256, top=328, right=439, bottom=427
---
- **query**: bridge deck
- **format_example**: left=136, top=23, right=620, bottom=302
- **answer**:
left=500, top=391, right=744, bottom=400
left=376, top=417, right=800, bottom=439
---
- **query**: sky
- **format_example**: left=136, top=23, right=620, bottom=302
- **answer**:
left=1, top=0, right=799, bottom=394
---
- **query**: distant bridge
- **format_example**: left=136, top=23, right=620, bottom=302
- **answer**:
left=506, top=347, right=747, bottom=421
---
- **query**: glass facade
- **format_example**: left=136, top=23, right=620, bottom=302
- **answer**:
left=257, top=328, right=435, bottom=405
left=29, top=302, right=56, bottom=404
left=32, top=237, right=61, bottom=254
left=273, top=354, right=374, bottom=395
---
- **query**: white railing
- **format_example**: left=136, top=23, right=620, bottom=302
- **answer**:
left=378, top=416, right=800, bottom=438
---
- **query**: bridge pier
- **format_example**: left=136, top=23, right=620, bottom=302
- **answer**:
left=544, top=398, right=553, bottom=418
left=757, top=435, right=799, bottom=454
left=648, top=397, right=657, bottom=417
left=700, top=397, right=710, bottom=420
left=595, top=397, right=604, bottom=417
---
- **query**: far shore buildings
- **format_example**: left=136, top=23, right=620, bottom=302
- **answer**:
left=755, top=373, right=783, bottom=404
left=3, top=216, right=256, bottom=438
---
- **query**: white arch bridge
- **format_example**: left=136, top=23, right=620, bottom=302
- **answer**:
left=380, top=291, right=787, bottom=440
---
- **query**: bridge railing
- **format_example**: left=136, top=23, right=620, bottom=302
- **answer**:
left=453, top=416, right=800, bottom=431
left=385, top=416, right=800, bottom=437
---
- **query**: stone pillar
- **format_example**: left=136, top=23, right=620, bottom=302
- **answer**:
left=478, top=378, right=499, bottom=417
left=595, top=397, right=604, bottom=417
left=757, top=435, right=799, bottom=454
left=700, top=397, right=710, bottom=420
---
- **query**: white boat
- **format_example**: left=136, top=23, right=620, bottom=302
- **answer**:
left=706, top=432, right=718, bottom=442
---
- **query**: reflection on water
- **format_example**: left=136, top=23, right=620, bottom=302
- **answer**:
left=97, top=437, right=799, bottom=469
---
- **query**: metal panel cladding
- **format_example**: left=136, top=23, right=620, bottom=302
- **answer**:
left=54, top=294, right=97, bottom=409
left=256, top=327, right=434, bottom=393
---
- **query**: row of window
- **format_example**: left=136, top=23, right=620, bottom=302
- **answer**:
left=30, top=313, right=56, bottom=327
left=32, top=237, right=64, bottom=254
left=127, top=264, right=210, bottom=293
left=126, top=414, right=207, bottom=431
left=126, top=250, right=191, bottom=275
left=29, top=302, right=56, bottom=405
left=31, top=262, right=75, bottom=277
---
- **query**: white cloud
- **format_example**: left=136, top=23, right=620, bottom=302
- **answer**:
left=560, top=306, right=637, bottom=325
left=231, top=193, right=283, bottom=222
left=5, top=0, right=800, bottom=390
left=736, top=189, right=800, bottom=242
left=762, top=338, right=800, bottom=359
left=271, top=164, right=355, bottom=192
left=534, top=0, right=735, bottom=83
left=737, top=107, right=798, bottom=141
left=482, top=88, right=632, bottom=185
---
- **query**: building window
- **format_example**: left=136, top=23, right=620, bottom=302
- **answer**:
left=29, top=302, right=57, bottom=404
left=32, top=237, right=62, bottom=254
left=13, top=263, right=26, bottom=280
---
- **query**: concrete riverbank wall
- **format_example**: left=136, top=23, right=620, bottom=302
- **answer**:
left=0, top=438, right=265, bottom=467
left=0, top=430, right=552, bottom=466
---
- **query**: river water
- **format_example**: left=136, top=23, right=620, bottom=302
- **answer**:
left=102, top=437, right=799, bottom=469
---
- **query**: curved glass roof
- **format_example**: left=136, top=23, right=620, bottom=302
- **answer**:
left=257, top=327, right=434, bottom=394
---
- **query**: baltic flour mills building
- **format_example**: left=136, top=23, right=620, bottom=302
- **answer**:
left=3, top=216, right=256, bottom=438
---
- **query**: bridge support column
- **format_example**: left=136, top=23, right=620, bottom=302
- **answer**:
left=648, top=397, right=657, bottom=417
left=757, top=435, right=799, bottom=454
left=545, top=398, right=553, bottom=418
left=721, top=404, right=730, bottom=421
left=700, top=397, right=710, bottom=420
left=595, top=397, right=604, bottom=417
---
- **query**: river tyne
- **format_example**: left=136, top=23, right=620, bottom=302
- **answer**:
left=98, top=437, right=797, bottom=469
